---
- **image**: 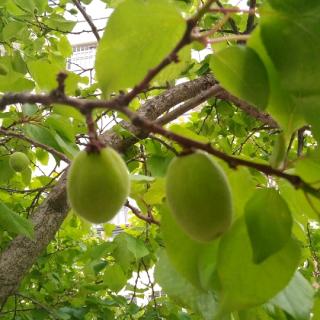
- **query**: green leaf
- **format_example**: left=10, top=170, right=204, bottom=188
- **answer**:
left=124, top=233, right=149, bottom=260
left=270, top=272, right=314, bottom=320
left=155, top=45, right=191, bottom=84
left=169, top=124, right=209, bottom=143
left=0, top=201, right=34, bottom=239
left=0, top=156, right=15, bottom=182
left=217, top=218, right=300, bottom=313
left=295, top=151, right=320, bottom=185
left=45, top=115, right=75, bottom=142
left=35, top=148, right=49, bottom=165
left=0, top=63, right=8, bottom=75
left=28, top=60, right=83, bottom=94
left=155, top=250, right=219, bottom=320
left=21, top=167, right=32, bottom=185
left=45, top=14, right=76, bottom=33
left=113, top=233, right=135, bottom=270
left=223, top=166, right=257, bottom=217
left=259, top=2, right=320, bottom=133
left=95, top=0, right=186, bottom=95
left=143, top=178, right=165, bottom=205
left=14, top=0, right=35, bottom=13
left=270, top=133, right=287, bottom=170
left=24, top=124, right=63, bottom=154
left=11, top=51, right=27, bottom=74
left=0, top=57, right=34, bottom=92
left=2, top=21, right=27, bottom=41
left=28, top=60, right=61, bottom=91
left=248, top=27, right=303, bottom=133
left=54, top=133, right=78, bottom=159
left=210, top=46, right=269, bottom=110
left=22, top=103, right=38, bottom=116
left=103, top=264, right=127, bottom=292
left=161, top=204, right=218, bottom=290
left=244, top=188, right=293, bottom=263
left=279, top=180, right=319, bottom=222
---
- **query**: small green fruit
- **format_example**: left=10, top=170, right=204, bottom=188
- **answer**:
left=67, top=147, right=130, bottom=224
left=9, top=152, right=30, bottom=172
left=166, top=152, right=233, bottom=242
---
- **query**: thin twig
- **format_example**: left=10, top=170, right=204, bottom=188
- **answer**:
left=244, top=0, right=257, bottom=34
left=149, top=135, right=178, bottom=155
left=125, top=201, right=160, bottom=226
left=15, top=293, right=57, bottom=319
left=71, top=0, right=100, bottom=41
left=207, top=34, right=250, bottom=44
left=0, top=128, right=70, bottom=163
left=216, top=1, right=239, bottom=34
left=0, top=185, right=53, bottom=194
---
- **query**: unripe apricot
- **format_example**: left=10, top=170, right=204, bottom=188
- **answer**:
left=166, top=152, right=233, bottom=242
left=9, top=152, right=30, bottom=172
left=67, top=147, right=130, bottom=224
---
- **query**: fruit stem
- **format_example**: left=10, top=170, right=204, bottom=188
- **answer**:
left=179, top=148, right=194, bottom=156
left=84, top=111, right=105, bottom=153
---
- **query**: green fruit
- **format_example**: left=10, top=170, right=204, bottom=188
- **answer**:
left=166, top=151, right=233, bottom=242
left=67, top=147, right=130, bottom=224
left=9, top=152, right=30, bottom=172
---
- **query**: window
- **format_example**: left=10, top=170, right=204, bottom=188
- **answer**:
left=67, top=44, right=97, bottom=84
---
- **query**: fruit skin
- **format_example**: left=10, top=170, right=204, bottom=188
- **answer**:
left=9, top=152, right=30, bottom=172
left=67, top=147, right=130, bottom=224
left=166, top=152, right=233, bottom=242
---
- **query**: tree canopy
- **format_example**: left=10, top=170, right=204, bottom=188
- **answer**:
left=0, top=0, right=319, bottom=319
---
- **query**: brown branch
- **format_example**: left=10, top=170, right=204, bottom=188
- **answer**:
left=0, top=128, right=70, bottom=163
left=216, top=89, right=278, bottom=128
left=244, top=0, right=257, bottom=34
left=215, top=1, right=239, bottom=34
left=209, top=7, right=256, bottom=14
left=149, top=135, right=178, bottom=155
left=15, top=293, right=57, bottom=319
left=0, top=75, right=216, bottom=306
left=0, top=185, right=53, bottom=194
left=156, top=84, right=221, bottom=125
left=123, top=107, right=320, bottom=198
left=71, top=0, right=100, bottom=41
left=125, top=201, right=160, bottom=226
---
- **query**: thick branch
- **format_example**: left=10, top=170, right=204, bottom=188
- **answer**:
left=0, top=75, right=215, bottom=305
left=157, top=84, right=221, bottom=125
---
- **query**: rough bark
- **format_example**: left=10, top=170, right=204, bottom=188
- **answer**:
left=0, top=74, right=216, bottom=305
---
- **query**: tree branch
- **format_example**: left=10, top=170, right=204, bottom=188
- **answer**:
left=71, top=0, right=100, bottom=41
left=244, top=0, right=257, bottom=34
left=125, top=201, right=160, bottom=226
left=216, top=89, right=278, bottom=128
left=0, top=75, right=216, bottom=306
left=123, top=107, right=320, bottom=198
left=0, top=128, right=70, bottom=163
left=156, top=84, right=220, bottom=125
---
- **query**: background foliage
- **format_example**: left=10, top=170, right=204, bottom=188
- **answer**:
left=0, top=0, right=319, bottom=319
